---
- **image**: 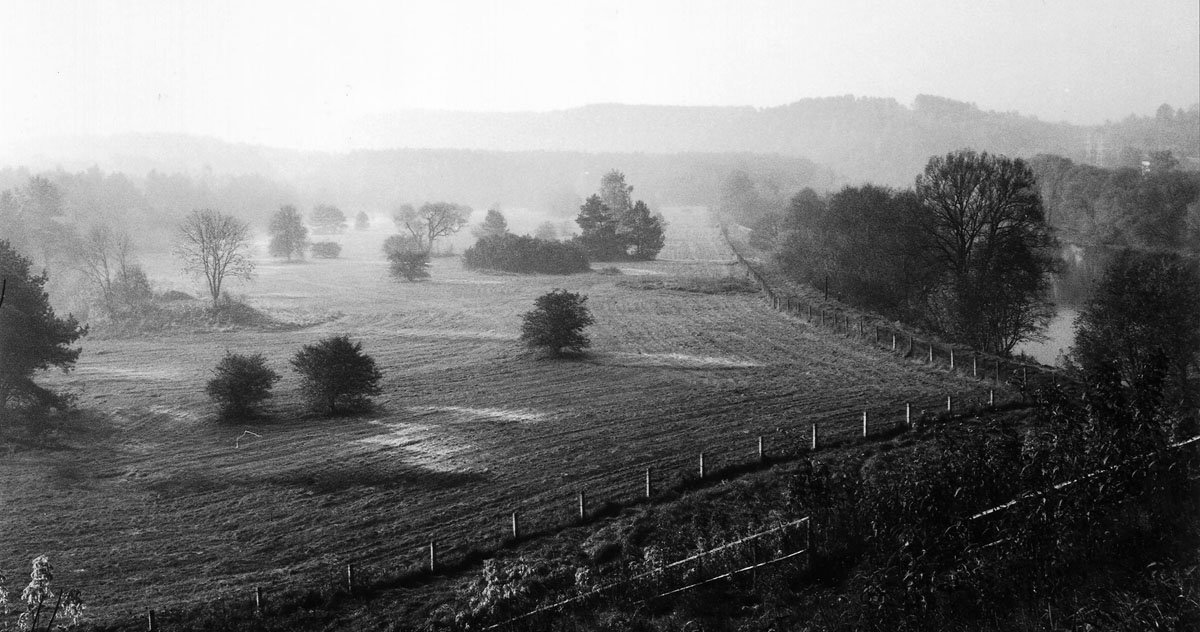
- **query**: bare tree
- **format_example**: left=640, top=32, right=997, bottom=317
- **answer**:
left=174, top=209, right=255, bottom=309
left=76, top=225, right=134, bottom=315
left=393, top=202, right=471, bottom=254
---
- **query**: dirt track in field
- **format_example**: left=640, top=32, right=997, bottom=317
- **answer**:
left=1, top=208, right=1003, bottom=623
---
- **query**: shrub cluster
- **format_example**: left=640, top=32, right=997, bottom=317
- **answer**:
left=310, top=241, right=342, bottom=258
left=463, top=233, right=590, bottom=275
left=204, top=334, right=382, bottom=419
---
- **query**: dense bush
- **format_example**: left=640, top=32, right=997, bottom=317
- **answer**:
left=204, top=351, right=280, bottom=419
left=463, top=233, right=590, bottom=274
left=382, top=234, right=430, bottom=281
left=520, top=289, right=594, bottom=357
left=291, top=335, right=383, bottom=414
left=310, top=241, right=341, bottom=259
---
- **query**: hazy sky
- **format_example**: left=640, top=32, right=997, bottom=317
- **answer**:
left=2, top=0, right=1197, bottom=150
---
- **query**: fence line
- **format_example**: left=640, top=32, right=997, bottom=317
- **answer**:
left=719, top=226, right=1057, bottom=391
left=487, top=433, right=1200, bottom=628
left=485, top=517, right=811, bottom=629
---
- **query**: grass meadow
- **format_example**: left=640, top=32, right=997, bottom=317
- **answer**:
left=2, top=207, right=999, bottom=623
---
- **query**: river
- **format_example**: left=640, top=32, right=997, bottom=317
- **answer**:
left=1015, top=307, right=1078, bottom=366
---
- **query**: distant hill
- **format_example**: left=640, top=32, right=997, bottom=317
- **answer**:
left=4, top=95, right=1195, bottom=207
left=349, top=96, right=1200, bottom=185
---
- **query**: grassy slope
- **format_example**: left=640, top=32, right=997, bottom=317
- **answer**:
left=1, top=208, right=1001, bottom=624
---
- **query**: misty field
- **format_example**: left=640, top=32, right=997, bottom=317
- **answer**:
left=3, top=208, right=998, bottom=622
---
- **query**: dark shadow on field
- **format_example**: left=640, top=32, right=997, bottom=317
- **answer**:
left=143, top=464, right=486, bottom=498
left=264, top=464, right=486, bottom=493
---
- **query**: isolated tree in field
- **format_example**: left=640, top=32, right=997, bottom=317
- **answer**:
left=394, top=202, right=472, bottom=253
left=0, top=240, right=87, bottom=413
left=576, top=172, right=666, bottom=261
left=915, top=150, right=1058, bottom=354
left=619, top=200, right=667, bottom=260
left=1069, top=250, right=1200, bottom=431
left=205, top=352, right=280, bottom=419
left=291, top=335, right=383, bottom=414
left=474, top=208, right=509, bottom=239
left=310, top=204, right=347, bottom=234
left=268, top=205, right=309, bottom=261
left=520, top=289, right=595, bottom=357
left=174, top=209, right=255, bottom=309
left=382, top=234, right=430, bottom=281
left=574, top=194, right=623, bottom=260
left=354, top=211, right=370, bottom=231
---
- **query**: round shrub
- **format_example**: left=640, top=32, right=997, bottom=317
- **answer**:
left=291, top=335, right=383, bottom=414
left=205, top=352, right=280, bottom=419
left=311, top=241, right=342, bottom=258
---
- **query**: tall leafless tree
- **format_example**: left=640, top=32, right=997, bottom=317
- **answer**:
left=174, top=209, right=255, bottom=309
left=393, top=202, right=471, bottom=254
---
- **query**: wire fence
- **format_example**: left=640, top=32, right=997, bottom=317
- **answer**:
left=719, top=226, right=1059, bottom=394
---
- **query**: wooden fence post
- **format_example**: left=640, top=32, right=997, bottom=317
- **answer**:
left=891, top=334, right=897, bottom=351
left=973, top=354, right=978, bottom=377
left=645, top=468, right=652, bottom=499
left=989, top=390, right=995, bottom=407
left=946, top=395, right=952, bottom=413
left=758, top=436, right=764, bottom=464
left=906, top=403, right=911, bottom=427
left=255, top=586, right=263, bottom=613
left=699, top=452, right=706, bottom=479
left=811, top=422, right=819, bottom=450
left=950, top=348, right=955, bottom=369
left=862, top=411, right=868, bottom=438
left=346, top=563, right=354, bottom=594
left=928, top=344, right=934, bottom=363
left=430, top=541, right=437, bottom=573
left=578, top=491, right=586, bottom=522
left=511, top=512, right=520, bottom=540
left=147, top=610, right=156, bottom=632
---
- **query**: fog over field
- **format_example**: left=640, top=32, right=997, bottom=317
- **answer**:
left=2, top=1, right=1198, bottom=630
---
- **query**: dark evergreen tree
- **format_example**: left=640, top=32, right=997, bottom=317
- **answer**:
left=291, top=335, right=383, bottom=414
left=0, top=240, right=88, bottom=413
left=205, top=352, right=280, bottom=419
left=520, top=289, right=595, bottom=357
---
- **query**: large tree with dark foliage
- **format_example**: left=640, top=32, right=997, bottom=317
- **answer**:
left=574, top=194, right=623, bottom=260
left=291, top=335, right=383, bottom=414
left=915, top=150, right=1058, bottom=354
left=268, top=205, right=308, bottom=261
left=0, top=240, right=88, bottom=413
left=575, top=172, right=667, bottom=261
left=778, top=185, right=935, bottom=317
left=1069, top=250, right=1200, bottom=432
left=520, top=290, right=594, bottom=357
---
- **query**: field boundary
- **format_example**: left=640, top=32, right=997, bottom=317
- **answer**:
left=719, top=225, right=1059, bottom=391
left=124, top=388, right=1029, bottom=629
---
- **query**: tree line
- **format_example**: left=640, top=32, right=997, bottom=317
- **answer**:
left=1028, top=151, right=1200, bottom=251
left=745, top=150, right=1059, bottom=356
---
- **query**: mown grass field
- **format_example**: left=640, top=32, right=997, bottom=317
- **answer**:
left=2, top=207, right=1001, bottom=624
